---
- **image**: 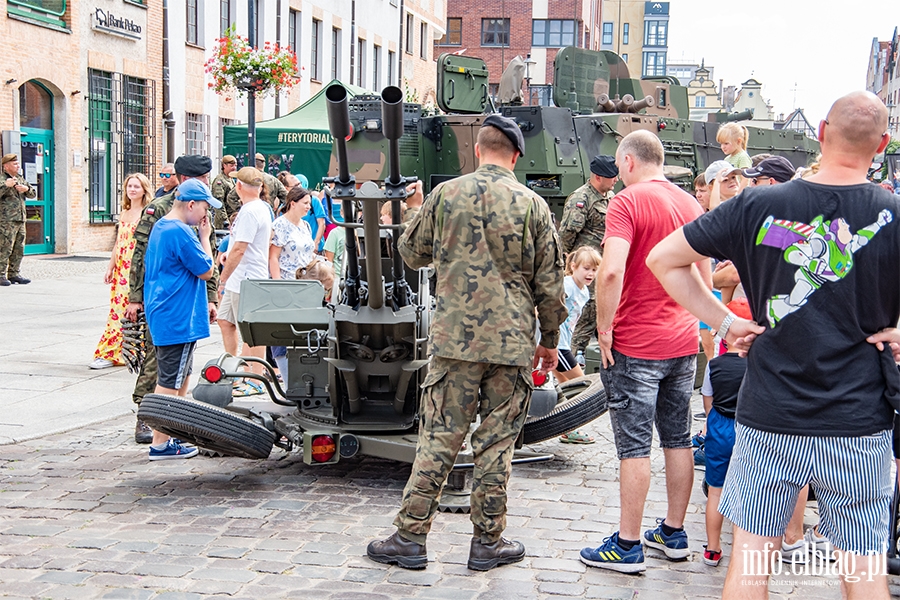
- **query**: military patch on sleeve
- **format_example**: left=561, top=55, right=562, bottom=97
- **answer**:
left=146, top=207, right=155, bottom=215
left=575, top=202, right=584, bottom=208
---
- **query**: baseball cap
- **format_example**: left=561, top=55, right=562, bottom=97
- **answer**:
left=481, top=114, right=526, bottom=156
left=704, top=160, right=742, bottom=185
left=741, top=156, right=795, bottom=183
left=296, top=173, right=309, bottom=188
left=235, top=166, right=264, bottom=186
left=1, top=153, right=18, bottom=165
left=176, top=179, right=222, bottom=208
left=222, top=155, right=237, bottom=165
left=255, top=152, right=265, bottom=162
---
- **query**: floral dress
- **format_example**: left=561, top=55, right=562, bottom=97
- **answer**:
left=93, top=220, right=138, bottom=363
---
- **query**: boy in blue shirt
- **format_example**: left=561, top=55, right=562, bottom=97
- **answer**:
left=144, top=179, right=220, bottom=460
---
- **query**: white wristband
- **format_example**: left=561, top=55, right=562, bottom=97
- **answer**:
left=717, top=312, right=736, bottom=340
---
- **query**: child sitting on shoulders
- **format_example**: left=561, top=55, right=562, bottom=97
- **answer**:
left=717, top=123, right=752, bottom=170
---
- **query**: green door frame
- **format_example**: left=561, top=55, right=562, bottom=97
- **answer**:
left=21, top=127, right=54, bottom=255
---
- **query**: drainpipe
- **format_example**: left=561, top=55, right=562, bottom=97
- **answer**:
left=275, top=0, right=281, bottom=117
left=350, top=0, right=356, bottom=86
left=398, top=0, right=404, bottom=85
left=162, top=0, right=175, bottom=162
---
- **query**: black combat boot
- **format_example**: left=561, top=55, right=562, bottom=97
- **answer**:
left=367, top=531, right=427, bottom=569
left=0, top=277, right=9, bottom=286
left=467, top=536, right=526, bottom=571
left=8, top=275, right=30, bottom=284
left=134, top=419, right=153, bottom=444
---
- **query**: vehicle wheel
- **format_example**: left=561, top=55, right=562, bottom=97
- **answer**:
left=138, top=393, right=275, bottom=459
left=523, top=374, right=607, bottom=445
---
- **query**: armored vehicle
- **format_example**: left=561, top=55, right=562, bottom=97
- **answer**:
left=334, top=47, right=820, bottom=216
left=137, top=85, right=607, bottom=488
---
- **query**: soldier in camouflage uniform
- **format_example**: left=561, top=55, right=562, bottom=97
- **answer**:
left=210, top=155, right=237, bottom=229
left=0, top=154, right=36, bottom=286
left=557, top=155, right=618, bottom=355
left=125, top=156, right=219, bottom=443
left=367, top=115, right=567, bottom=571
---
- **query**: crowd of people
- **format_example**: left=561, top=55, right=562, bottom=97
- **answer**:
left=50, top=89, right=900, bottom=595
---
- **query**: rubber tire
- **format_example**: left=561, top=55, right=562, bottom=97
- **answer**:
left=138, top=393, right=275, bottom=459
left=523, top=374, right=607, bottom=445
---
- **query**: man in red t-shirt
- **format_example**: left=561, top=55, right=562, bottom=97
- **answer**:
left=580, top=130, right=710, bottom=574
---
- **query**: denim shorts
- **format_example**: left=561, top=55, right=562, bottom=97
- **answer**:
left=600, top=349, right=695, bottom=459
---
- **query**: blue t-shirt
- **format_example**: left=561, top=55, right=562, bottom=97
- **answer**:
left=558, top=275, right=590, bottom=351
left=302, top=196, right=328, bottom=251
left=145, top=218, right=215, bottom=346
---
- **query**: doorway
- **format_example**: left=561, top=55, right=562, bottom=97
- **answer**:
left=19, top=81, right=54, bottom=255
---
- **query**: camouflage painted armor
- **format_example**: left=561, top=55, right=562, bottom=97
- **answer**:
left=210, top=172, right=234, bottom=229
left=557, top=181, right=611, bottom=255
left=128, top=189, right=218, bottom=404
left=394, top=163, right=566, bottom=543
left=224, top=172, right=286, bottom=220
left=0, top=174, right=35, bottom=278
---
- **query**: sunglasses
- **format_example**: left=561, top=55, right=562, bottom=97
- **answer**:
left=159, top=173, right=173, bottom=179
left=752, top=176, right=771, bottom=185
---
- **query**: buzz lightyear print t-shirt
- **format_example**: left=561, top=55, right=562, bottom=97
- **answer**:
left=684, top=179, right=900, bottom=436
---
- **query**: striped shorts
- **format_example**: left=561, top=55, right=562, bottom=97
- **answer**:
left=719, top=422, right=893, bottom=556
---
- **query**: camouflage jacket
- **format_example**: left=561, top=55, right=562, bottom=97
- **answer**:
left=558, top=181, right=612, bottom=254
left=0, top=174, right=36, bottom=222
left=210, top=172, right=234, bottom=228
left=128, top=190, right=219, bottom=305
left=224, top=172, right=286, bottom=220
left=399, top=163, right=566, bottom=367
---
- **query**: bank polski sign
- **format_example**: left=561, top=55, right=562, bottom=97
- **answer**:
left=93, top=8, right=142, bottom=40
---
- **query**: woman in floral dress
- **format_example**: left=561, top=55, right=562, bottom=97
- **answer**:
left=90, top=173, right=153, bottom=369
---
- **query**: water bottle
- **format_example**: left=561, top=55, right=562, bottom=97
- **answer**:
left=575, top=351, right=585, bottom=367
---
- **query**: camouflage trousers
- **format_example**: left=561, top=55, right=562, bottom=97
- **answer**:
left=0, top=221, right=25, bottom=278
left=570, top=284, right=596, bottom=355
left=132, top=325, right=158, bottom=405
left=393, top=356, right=533, bottom=545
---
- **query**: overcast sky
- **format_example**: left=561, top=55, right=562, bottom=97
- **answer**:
left=666, top=0, right=895, bottom=124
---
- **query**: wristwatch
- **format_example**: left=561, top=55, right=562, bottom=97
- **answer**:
left=717, top=312, right=737, bottom=340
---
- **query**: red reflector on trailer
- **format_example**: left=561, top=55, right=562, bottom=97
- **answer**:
left=204, top=365, right=224, bottom=383
left=311, top=435, right=337, bottom=463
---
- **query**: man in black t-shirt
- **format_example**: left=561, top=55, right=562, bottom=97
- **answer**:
left=647, top=91, right=896, bottom=599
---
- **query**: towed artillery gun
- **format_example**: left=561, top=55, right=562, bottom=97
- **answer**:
left=138, top=85, right=608, bottom=499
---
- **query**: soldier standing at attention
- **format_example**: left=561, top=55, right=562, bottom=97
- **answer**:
left=124, top=156, right=219, bottom=444
left=367, top=115, right=567, bottom=571
left=210, top=155, right=236, bottom=229
left=0, top=154, right=36, bottom=286
left=558, top=155, right=618, bottom=355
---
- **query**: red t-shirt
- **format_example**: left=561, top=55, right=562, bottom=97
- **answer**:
left=603, top=179, right=703, bottom=360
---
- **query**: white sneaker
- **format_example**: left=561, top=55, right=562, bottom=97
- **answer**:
left=89, top=358, right=115, bottom=370
left=781, top=537, right=808, bottom=564
left=804, top=528, right=834, bottom=561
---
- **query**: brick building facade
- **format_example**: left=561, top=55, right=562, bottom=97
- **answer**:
left=0, top=0, right=163, bottom=255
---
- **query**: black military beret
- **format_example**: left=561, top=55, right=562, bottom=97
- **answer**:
left=174, top=155, right=212, bottom=177
left=481, top=114, right=526, bottom=157
left=590, top=155, right=618, bottom=178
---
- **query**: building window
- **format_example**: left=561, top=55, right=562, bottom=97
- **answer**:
left=288, top=9, right=300, bottom=52
left=332, top=28, right=341, bottom=80
left=186, top=0, right=199, bottom=45
left=622, top=53, right=628, bottom=63
left=388, top=50, right=395, bottom=85
left=623, top=23, right=629, bottom=45
left=357, top=38, right=366, bottom=88
left=440, top=17, right=461, bottom=45
left=88, top=70, right=156, bottom=224
left=532, top=19, right=575, bottom=47
left=529, top=85, right=553, bottom=107
left=185, top=113, right=210, bottom=157
left=7, top=0, right=67, bottom=29
left=311, top=19, right=321, bottom=81
left=481, top=18, right=509, bottom=47
left=644, top=20, right=667, bottom=47
left=405, top=13, right=414, bottom=54
left=220, top=0, right=232, bottom=36
left=642, top=51, right=666, bottom=77
left=601, top=22, right=613, bottom=46
left=695, top=95, right=706, bottom=108
left=373, top=45, right=381, bottom=90
left=420, top=22, right=427, bottom=58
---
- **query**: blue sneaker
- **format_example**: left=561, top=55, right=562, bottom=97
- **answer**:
left=692, top=432, right=705, bottom=448
left=149, top=439, right=199, bottom=461
left=643, top=519, right=690, bottom=560
left=580, top=532, right=645, bottom=573
left=693, top=446, right=706, bottom=470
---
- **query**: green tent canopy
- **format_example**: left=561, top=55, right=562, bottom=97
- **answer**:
left=222, top=80, right=369, bottom=188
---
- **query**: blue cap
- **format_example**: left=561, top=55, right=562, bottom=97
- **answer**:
left=296, top=173, right=309, bottom=188
left=176, top=179, right=222, bottom=209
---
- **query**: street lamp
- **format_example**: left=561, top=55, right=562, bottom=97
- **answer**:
left=524, top=54, right=537, bottom=105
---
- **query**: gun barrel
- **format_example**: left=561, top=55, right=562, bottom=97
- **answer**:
left=614, top=94, right=634, bottom=112
left=381, top=86, right=404, bottom=186
left=630, top=95, right=655, bottom=112
left=596, top=93, right=617, bottom=112
left=326, top=84, right=352, bottom=185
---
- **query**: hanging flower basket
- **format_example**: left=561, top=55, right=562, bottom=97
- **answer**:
left=204, top=26, right=299, bottom=98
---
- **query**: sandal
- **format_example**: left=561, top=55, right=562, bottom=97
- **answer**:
left=232, top=380, right=264, bottom=397
left=559, top=430, right=595, bottom=444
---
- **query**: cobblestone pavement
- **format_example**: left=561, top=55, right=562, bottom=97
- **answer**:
left=2, top=396, right=880, bottom=600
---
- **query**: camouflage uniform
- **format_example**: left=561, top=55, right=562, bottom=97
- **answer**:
left=394, top=163, right=566, bottom=545
left=224, top=172, right=286, bottom=221
left=558, top=182, right=612, bottom=355
left=210, top=172, right=234, bottom=229
left=128, top=190, right=219, bottom=404
left=0, top=173, right=35, bottom=279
